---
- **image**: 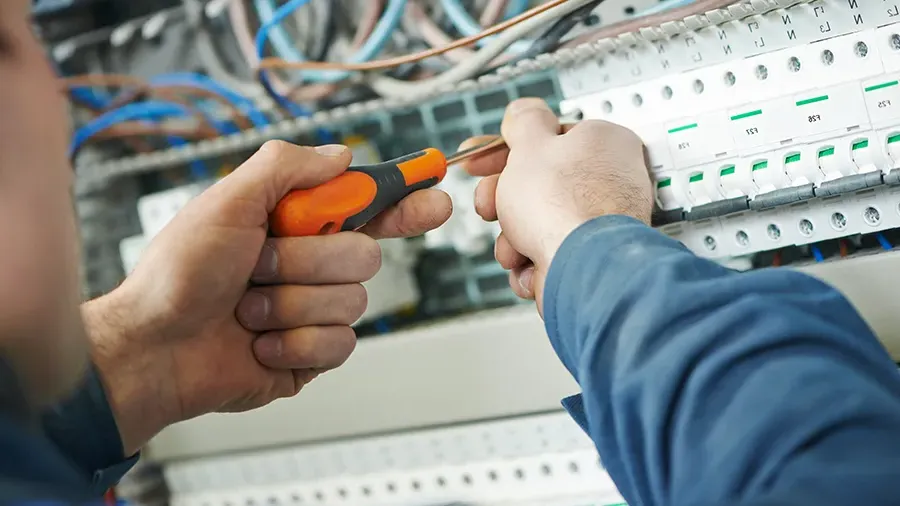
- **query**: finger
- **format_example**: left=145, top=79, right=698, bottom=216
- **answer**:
left=359, top=189, right=452, bottom=239
left=509, top=264, right=536, bottom=300
left=501, top=98, right=560, bottom=148
left=495, top=233, right=528, bottom=270
left=253, top=326, right=357, bottom=370
left=458, top=136, right=510, bottom=177
left=474, top=174, right=500, bottom=221
left=212, top=141, right=353, bottom=215
left=252, top=233, right=382, bottom=285
left=236, top=284, right=368, bottom=331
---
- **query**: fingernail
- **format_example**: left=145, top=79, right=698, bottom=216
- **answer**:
left=314, top=144, right=348, bottom=157
left=518, top=266, right=534, bottom=296
left=254, top=335, right=282, bottom=360
left=237, top=291, right=271, bottom=328
left=252, top=243, right=278, bottom=280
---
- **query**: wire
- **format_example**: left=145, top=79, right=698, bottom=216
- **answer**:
left=259, top=0, right=572, bottom=73
left=561, top=0, right=734, bottom=48
left=366, top=0, right=592, bottom=98
left=771, top=251, right=782, bottom=267
left=439, top=0, right=531, bottom=53
left=256, top=0, right=406, bottom=83
left=230, top=0, right=383, bottom=102
left=70, top=101, right=207, bottom=154
left=253, top=0, right=309, bottom=62
left=811, top=245, right=825, bottom=263
left=480, top=0, right=511, bottom=25
left=839, top=240, right=849, bottom=258
left=183, top=0, right=262, bottom=97
left=61, top=75, right=253, bottom=131
left=70, top=101, right=212, bottom=178
left=149, top=72, right=270, bottom=127
left=877, top=233, right=893, bottom=251
left=488, top=0, right=604, bottom=71
left=404, top=1, right=474, bottom=64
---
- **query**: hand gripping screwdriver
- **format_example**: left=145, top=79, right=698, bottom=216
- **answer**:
left=269, top=137, right=505, bottom=237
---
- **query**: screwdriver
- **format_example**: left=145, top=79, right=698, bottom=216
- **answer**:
left=269, top=137, right=506, bottom=237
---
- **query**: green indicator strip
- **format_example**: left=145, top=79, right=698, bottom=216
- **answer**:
left=730, top=109, right=762, bottom=121
left=888, top=133, right=900, bottom=144
left=720, top=165, right=736, bottom=176
left=785, top=153, right=801, bottom=164
left=752, top=160, right=769, bottom=171
left=689, top=173, right=704, bottom=183
left=668, top=123, right=698, bottom=134
left=796, top=95, right=829, bottom=106
left=865, top=80, right=899, bottom=93
left=657, top=178, right=672, bottom=188
left=819, top=147, right=836, bottom=157
left=852, top=139, right=869, bottom=150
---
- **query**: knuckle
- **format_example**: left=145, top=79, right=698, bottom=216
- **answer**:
left=259, top=139, right=294, bottom=160
left=506, top=97, right=547, bottom=115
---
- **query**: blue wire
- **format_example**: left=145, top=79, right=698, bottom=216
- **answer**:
left=70, top=87, right=111, bottom=109
left=253, top=0, right=402, bottom=141
left=150, top=73, right=271, bottom=127
left=811, top=245, right=825, bottom=263
left=877, top=233, right=893, bottom=251
left=439, top=0, right=530, bottom=52
left=253, top=0, right=310, bottom=62
left=254, top=0, right=406, bottom=83
left=504, top=0, right=529, bottom=18
left=373, top=318, right=392, bottom=334
left=70, top=101, right=209, bottom=177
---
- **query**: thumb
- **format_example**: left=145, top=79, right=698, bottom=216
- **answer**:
left=215, top=141, right=352, bottom=213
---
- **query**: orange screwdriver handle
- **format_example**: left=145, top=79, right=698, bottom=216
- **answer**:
left=270, top=148, right=448, bottom=237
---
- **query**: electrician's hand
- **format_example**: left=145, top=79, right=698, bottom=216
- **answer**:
left=83, top=141, right=451, bottom=455
left=460, top=98, right=652, bottom=311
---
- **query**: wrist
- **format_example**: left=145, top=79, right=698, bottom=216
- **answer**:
left=82, top=289, right=176, bottom=456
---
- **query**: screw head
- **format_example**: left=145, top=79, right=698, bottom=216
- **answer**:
left=831, top=212, right=847, bottom=231
left=864, top=206, right=882, bottom=226
left=798, top=219, right=815, bottom=237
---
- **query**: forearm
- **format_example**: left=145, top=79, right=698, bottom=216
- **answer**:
left=544, top=216, right=900, bottom=505
left=83, top=292, right=175, bottom=456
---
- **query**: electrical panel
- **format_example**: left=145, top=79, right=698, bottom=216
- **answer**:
left=36, top=0, right=900, bottom=504
left=559, top=0, right=900, bottom=264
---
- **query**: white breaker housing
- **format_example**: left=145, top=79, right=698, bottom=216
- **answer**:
left=559, top=0, right=900, bottom=259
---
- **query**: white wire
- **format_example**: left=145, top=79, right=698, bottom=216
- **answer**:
left=183, top=0, right=264, bottom=97
left=366, top=0, right=595, bottom=99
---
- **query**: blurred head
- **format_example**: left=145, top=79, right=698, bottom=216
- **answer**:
left=0, top=1, right=89, bottom=409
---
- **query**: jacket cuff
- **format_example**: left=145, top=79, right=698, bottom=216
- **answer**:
left=42, top=364, right=140, bottom=494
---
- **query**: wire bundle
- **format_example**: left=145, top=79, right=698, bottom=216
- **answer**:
left=60, top=0, right=711, bottom=162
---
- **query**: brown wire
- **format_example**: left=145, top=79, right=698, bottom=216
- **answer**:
left=59, top=75, right=253, bottom=131
left=92, top=122, right=213, bottom=141
left=258, top=0, right=571, bottom=73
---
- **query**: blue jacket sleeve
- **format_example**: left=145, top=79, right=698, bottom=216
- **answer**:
left=543, top=215, right=900, bottom=506
left=41, top=365, right=139, bottom=494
